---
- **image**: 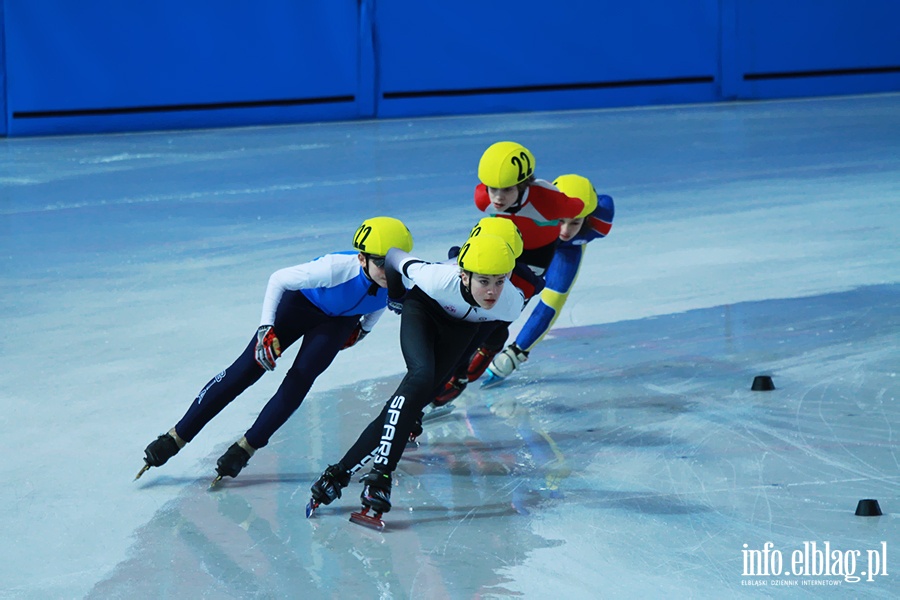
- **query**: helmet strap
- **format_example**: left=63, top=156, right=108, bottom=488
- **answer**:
left=360, top=254, right=375, bottom=283
left=459, top=272, right=479, bottom=307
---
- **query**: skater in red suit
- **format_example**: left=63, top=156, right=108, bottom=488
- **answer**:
left=434, top=141, right=585, bottom=405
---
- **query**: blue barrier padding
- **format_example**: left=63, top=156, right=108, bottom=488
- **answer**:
left=4, top=0, right=359, bottom=134
left=736, top=0, right=900, bottom=75
left=2, top=0, right=900, bottom=136
left=0, top=1, right=6, bottom=136
left=375, top=1, right=720, bottom=96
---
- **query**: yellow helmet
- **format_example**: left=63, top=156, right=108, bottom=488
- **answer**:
left=468, top=217, right=523, bottom=258
left=352, top=216, right=413, bottom=255
left=477, top=141, right=535, bottom=188
left=457, top=234, right=515, bottom=275
left=553, top=174, right=598, bottom=219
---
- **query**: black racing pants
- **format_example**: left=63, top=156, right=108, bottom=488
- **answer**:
left=175, top=291, right=358, bottom=449
left=339, top=291, right=480, bottom=473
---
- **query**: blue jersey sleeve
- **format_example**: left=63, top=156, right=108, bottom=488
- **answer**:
left=515, top=244, right=585, bottom=351
left=571, top=194, right=614, bottom=245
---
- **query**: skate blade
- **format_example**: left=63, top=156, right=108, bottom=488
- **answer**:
left=349, top=508, right=385, bottom=531
left=134, top=464, right=150, bottom=481
left=209, top=475, right=223, bottom=489
left=421, top=405, right=454, bottom=423
left=480, top=375, right=506, bottom=389
left=305, top=499, right=319, bottom=518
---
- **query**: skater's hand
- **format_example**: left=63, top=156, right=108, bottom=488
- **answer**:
left=387, top=293, right=405, bottom=315
left=342, top=323, right=369, bottom=350
left=255, top=325, right=282, bottom=371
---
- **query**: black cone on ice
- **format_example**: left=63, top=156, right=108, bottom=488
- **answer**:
left=855, top=499, right=883, bottom=517
left=751, top=375, right=775, bottom=391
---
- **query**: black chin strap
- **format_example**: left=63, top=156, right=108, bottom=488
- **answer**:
left=459, top=274, right=478, bottom=307
left=361, top=257, right=379, bottom=295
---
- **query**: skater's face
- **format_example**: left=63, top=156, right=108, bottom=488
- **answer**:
left=359, top=253, right=388, bottom=287
left=558, top=217, right=585, bottom=242
left=462, top=271, right=509, bottom=309
left=486, top=186, right=519, bottom=211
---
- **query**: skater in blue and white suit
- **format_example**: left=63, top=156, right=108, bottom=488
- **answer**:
left=136, top=217, right=413, bottom=483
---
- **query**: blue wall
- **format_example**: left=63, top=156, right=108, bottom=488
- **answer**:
left=1, top=0, right=899, bottom=136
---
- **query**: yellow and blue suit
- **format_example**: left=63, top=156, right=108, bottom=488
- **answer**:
left=515, top=194, right=614, bottom=352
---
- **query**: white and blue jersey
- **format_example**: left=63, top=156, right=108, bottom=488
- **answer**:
left=260, top=251, right=386, bottom=331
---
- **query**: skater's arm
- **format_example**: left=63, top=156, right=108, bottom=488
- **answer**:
left=516, top=245, right=584, bottom=351
left=531, top=179, right=585, bottom=220
left=580, top=194, right=614, bottom=241
left=259, top=256, right=336, bottom=326
left=359, top=307, right=386, bottom=332
left=385, top=247, right=428, bottom=299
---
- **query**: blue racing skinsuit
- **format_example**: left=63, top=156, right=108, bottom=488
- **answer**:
left=514, top=194, right=614, bottom=351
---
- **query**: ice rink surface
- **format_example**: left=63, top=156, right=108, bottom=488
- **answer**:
left=1, top=93, right=898, bottom=598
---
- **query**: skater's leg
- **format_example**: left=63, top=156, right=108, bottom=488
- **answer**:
left=173, top=336, right=266, bottom=442
left=172, top=290, right=318, bottom=443
left=243, top=316, right=357, bottom=449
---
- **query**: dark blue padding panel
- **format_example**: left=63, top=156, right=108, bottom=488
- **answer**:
left=4, top=0, right=360, bottom=135
left=729, top=0, right=900, bottom=99
left=374, top=0, right=721, bottom=117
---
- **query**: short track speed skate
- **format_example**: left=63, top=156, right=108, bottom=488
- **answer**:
left=306, top=463, right=351, bottom=517
left=349, top=507, right=385, bottom=531
left=135, top=429, right=185, bottom=480
left=350, top=470, right=391, bottom=531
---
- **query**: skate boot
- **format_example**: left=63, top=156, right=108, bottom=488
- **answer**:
left=135, top=428, right=186, bottom=480
left=211, top=437, right=255, bottom=486
left=467, top=345, right=500, bottom=382
left=482, top=343, right=528, bottom=388
left=433, top=375, right=466, bottom=407
left=350, top=469, right=392, bottom=530
left=307, top=463, right=352, bottom=516
left=360, top=469, right=392, bottom=513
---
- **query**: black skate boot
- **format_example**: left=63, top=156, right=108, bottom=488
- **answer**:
left=212, top=437, right=255, bottom=486
left=135, top=428, right=186, bottom=480
left=350, top=469, right=392, bottom=530
left=306, top=463, right=352, bottom=517
left=360, top=469, right=392, bottom=513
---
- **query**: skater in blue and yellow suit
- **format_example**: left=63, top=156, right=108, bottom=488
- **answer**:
left=484, top=174, right=614, bottom=383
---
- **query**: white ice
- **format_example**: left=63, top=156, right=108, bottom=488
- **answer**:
left=1, top=93, right=898, bottom=599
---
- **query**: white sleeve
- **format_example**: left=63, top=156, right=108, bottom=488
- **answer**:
left=359, top=307, right=386, bottom=332
left=258, top=257, right=335, bottom=326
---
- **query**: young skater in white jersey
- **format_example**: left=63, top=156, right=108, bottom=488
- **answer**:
left=136, top=217, right=413, bottom=483
left=307, top=233, right=524, bottom=521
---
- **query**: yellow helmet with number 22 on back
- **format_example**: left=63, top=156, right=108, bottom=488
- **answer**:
left=457, top=233, right=516, bottom=275
left=552, top=174, right=598, bottom=219
left=468, top=217, right=523, bottom=258
left=352, top=217, right=414, bottom=255
left=477, top=141, right=536, bottom=188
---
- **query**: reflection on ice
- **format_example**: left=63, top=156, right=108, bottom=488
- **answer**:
left=92, top=285, right=898, bottom=598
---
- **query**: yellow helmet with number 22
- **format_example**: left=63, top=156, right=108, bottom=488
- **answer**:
left=478, top=141, right=536, bottom=188
left=352, top=217, right=414, bottom=255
